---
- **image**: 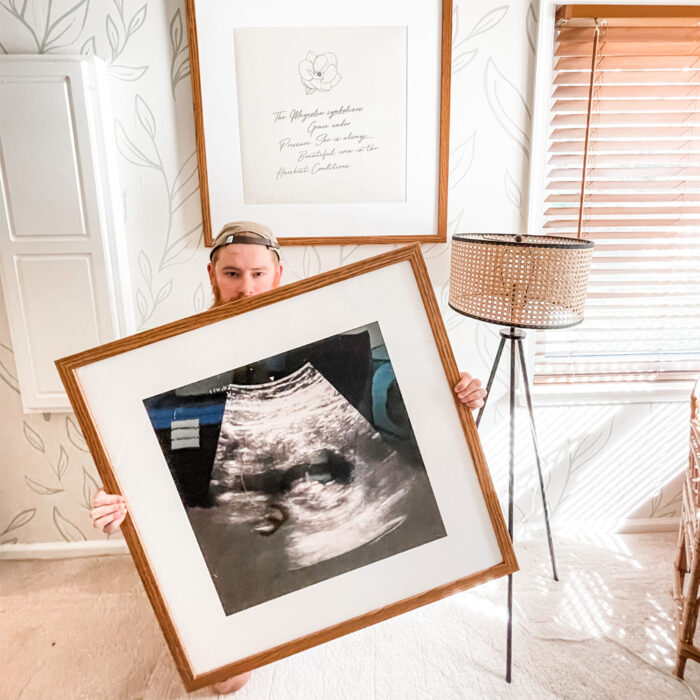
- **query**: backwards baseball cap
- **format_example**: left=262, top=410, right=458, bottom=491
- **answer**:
left=210, top=221, right=280, bottom=261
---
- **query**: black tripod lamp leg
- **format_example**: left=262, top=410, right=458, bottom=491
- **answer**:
left=475, top=335, right=507, bottom=428
left=516, top=338, right=559, bottom=582
left=505, top=336, right=516, bottom=683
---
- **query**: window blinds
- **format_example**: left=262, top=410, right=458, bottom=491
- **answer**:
left=535, top=6, right=700, bottom=384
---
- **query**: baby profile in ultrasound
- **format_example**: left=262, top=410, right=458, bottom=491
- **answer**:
left=143, top=321, right=445, bottom=615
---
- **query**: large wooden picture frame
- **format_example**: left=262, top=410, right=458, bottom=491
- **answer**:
left=186, top=0, right=452, bottom=246
left=56, top=245, right=516, bottom=691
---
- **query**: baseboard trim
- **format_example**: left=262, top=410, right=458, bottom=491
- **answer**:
left=516, top=517, right=679, bottom=537
left=0, top=539, right=129, bottom=560
left=614, top=517, right=679, bottom=534
left=1, top=518, right=679, bottom=560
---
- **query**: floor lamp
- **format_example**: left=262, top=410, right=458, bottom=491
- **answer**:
left=448, top=233, right=594, bottom=682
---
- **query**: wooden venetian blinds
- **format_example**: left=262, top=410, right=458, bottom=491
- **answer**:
left=535, top=5, right=700, bottom=384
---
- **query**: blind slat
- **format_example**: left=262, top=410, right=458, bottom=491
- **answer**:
left=555, top=70, right=700, bottom=85
left=556, top=55, right=700, bottom=69
left=552, top=112, right=700, bottom=125
left=555, top=85, right=700, bottom=98
left=536, top=18, right=700, bottom=385
left=553, top=99, right=700, bottom=112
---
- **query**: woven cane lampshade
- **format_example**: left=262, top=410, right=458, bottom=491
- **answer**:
left=449, top=234, right=594, bottom=330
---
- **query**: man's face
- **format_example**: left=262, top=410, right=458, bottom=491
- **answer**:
left=208, top=243, right=283, bottom=306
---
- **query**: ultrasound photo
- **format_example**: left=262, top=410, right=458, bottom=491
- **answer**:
left=143, top=321, right=446, bottom=615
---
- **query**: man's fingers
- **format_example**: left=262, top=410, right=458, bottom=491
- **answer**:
left=101, top=513, right=126, bottom=535
left=457, top=387, right=487, bottom=401
left=90, top=502, right=123, bottom=519
left=94, top=510, right=125, bottom=533
left=454, top=376, right=482, bottom=394
left=93, top=489, right=124, bottom=508
left=103, top=518, right=125, bottom=535
left=90, top=503, right=126, bottom=527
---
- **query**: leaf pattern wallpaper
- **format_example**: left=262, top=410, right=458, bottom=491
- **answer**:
left=0, top=0, right=687, bottom=546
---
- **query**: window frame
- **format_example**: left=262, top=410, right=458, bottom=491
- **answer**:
left=525, top=0, right=700, bottom=405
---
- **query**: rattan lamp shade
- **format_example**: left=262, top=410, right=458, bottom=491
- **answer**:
left=449, top=234, right=594, bottom=330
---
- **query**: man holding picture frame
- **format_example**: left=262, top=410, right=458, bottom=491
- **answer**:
left=89, top=221, right=487, bottom=694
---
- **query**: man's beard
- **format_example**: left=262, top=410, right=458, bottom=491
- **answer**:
left=210, top=279, right=243, bottom=308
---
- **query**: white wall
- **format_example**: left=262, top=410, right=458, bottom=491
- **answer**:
left=0, top=0, right=685, bottom=548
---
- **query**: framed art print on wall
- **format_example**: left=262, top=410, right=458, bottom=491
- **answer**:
left=186, top=0, right=452, bottom=246
left=56, top=245, right=516, bottom=691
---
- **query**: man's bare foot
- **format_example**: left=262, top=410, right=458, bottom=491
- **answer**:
left=213, top=671, right=252, bottom=695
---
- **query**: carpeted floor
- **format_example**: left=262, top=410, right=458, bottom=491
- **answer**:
left=2, top=532, right=699, bottom=699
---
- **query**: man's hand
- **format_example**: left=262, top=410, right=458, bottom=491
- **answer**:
left=454, top=371, right=487, bottom=410
left=90, top=489, right=127, bottom=534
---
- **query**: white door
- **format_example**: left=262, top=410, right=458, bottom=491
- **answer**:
left=0, top=55, right=133, bottom=412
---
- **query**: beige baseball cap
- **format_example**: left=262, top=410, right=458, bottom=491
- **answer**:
left=210, top=221, right=280, bottom=260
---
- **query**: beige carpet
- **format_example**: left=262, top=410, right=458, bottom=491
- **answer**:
left=2, top=532, right=699, bottom=699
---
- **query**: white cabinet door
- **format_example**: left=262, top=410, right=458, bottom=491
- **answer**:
left=0, top=55, right=133, bottom=412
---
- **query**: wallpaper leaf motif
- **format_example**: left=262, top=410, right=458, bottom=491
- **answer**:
left=114, top=121, right=158, bottom=169
left=108, top=64, right=147, bottom=81
left=40, top=0, right=90, bottom=53
left=466, top=5, right=509, bottom=40
left=453, top=48, right=478, bottom=75
left=649, top=490, right=663, bottom=515
left=80, top=35, right=96, bottom=55
left=25, top=475, right=64, bottom=496
left=0, top=0, right=90, bottom=53
left=193, top=282, right=205, bottom=313
left=452, top=3, right=459, bottom=44
left=133, top=249, right=173, bottom=329
left=452, top=4, right=508, bottom=76
left=100, top=0, right=149, bottom=81
left=448, top=208, right=464, bottom=236
left=440, top=279, right=464, bottom=332
left=138, top=249, right=152, bottom=287
left=504, top=169, right=524, bottom=221
left=570, top=420, right=614, bottom=474
left=1, top=508, right=36, bottom=536
left=155, top=279, right=173, bottom=306
left=106, top=15, right=119, bottom=59
left=504, top=169, right=521, bottom=209
left=53, top=506, right=86, bottom=542
left=171, top=153, right=198, bottom=212
left=552, top=418, right=615, bottom=514
left=160, top=223, right=201, bottom=270
left=81, top=467, right=99, bottom=509
left=115, top=96, right=201, bottom=273
left=422, top=242, right=451, bottom=262
left=136, top=288, right=148, bottom=324
left=127, top=4, right=146, bottom=35
left=526, top=2, right=538, bottom=55
left=484, top=57, right=532, bottom=159
left=66, top=415, right=89, bottom=452
left=650, top=489, right=682, bottom=519
left=0, top=359, right=19, bottom=392
left=339, top=246, right=360, bottom=266
left=449, top=133, right=476, bottom=190
left=23, top=421, right=45, bottom=453
left=56, top=445, right=69, bottom=481
left=475, top=323, right=498, bottom=379
left=302, top=246, right=322, bottom=278
left=170, top=7, right=190, bottom=97
left=136, top=94, right=156, bottom=139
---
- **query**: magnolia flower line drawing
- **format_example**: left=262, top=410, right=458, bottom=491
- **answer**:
left=298, top=51, right=342, bottom=93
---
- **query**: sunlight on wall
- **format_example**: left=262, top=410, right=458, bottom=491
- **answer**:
left=478, top=401, right=687, bottom=529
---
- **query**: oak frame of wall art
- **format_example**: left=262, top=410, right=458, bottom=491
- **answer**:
left=186, top=0, right=452, bottom=247
left=56, top=245, right=516, bottom=691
